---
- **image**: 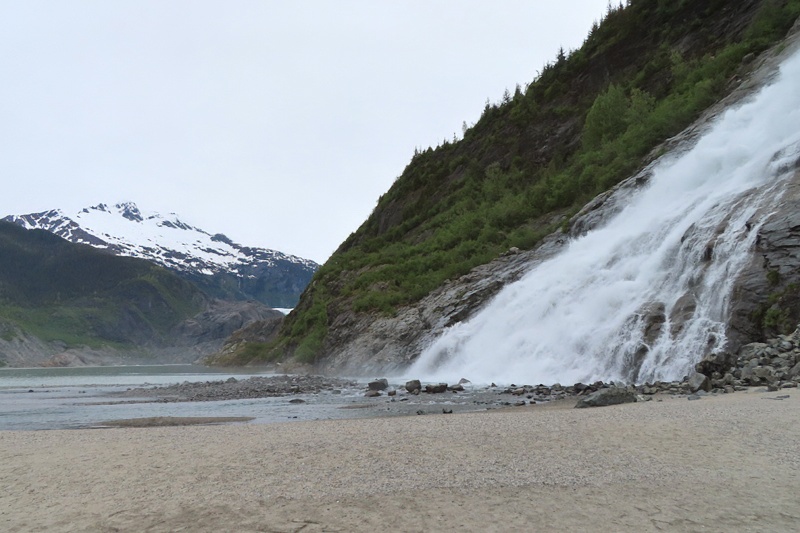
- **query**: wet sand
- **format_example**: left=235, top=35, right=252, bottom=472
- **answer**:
left=97, top=416, right=255, bottom=428
left=1, top=390, right=798, bottom=532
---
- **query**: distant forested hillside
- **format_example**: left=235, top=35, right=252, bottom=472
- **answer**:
left=0, top=221, right=205, bottom=351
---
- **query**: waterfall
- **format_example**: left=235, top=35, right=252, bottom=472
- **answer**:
left=410, top=49, right=800, bottom=386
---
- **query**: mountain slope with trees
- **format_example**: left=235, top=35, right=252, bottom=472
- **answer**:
left=0, top=222, right=280, bottom=366
left=216, top=0, right=800, bottom=369
left=3, top=202, right=318, bottom=308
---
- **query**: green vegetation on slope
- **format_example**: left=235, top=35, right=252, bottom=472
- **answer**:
left=241, top=0, right=800, bottom=365
left=0, top=222, right=205, bottom=349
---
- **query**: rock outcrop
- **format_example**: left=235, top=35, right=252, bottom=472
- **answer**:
left=728, top=165, right=800, bottom=351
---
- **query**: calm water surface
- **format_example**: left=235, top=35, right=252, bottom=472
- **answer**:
left=0, top=365, right=376, bottom=431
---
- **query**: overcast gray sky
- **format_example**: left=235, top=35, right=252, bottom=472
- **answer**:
left=2, top=1, right=609, bottom=263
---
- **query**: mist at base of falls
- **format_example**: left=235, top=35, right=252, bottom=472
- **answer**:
left=409, top=49, right=800, bottom=387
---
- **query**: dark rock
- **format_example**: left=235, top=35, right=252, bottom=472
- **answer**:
left=364, top=390, right=381, bottom=397
left=740, top=366, right=758, bottom=383
left=687, top=372, right=711, bottom=393
left=368, top=378, right=389, bottom=391
left=424, top=383, right=448, bottom=394
left=632, top=302, right=666, bottom=379
left=695, top=352, right=735, bottom=377
left=289, top=398, right=305, bottom=404
left=753, top=366, right=776, bottom=382
left=687, top=394, right=702, bottom=401
left=574, top=387, right=637, bottom=408
left=387, top=389, right=397, bottom=396
left=448, top=384, right=465, bottom=392
left=442, top=408, right=453, bottom=414
left=405, top=379, right=422, bottom=393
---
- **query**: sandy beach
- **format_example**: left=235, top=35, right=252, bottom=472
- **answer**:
left=1, top=390, right=799, bottom=532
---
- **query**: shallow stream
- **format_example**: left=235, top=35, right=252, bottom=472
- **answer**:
left=0, top=365, right=507, bottom=430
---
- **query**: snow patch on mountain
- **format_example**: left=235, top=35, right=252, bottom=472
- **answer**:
left=3, top=202, right=318, bottom=278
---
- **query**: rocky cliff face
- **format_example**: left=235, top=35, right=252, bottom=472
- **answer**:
left=729, top=167, right=800, bottom=349
left=311, top=20, right=800, bottom=376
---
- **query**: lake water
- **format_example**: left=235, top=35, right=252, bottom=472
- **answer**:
left=0, top=365, right=493, bottom=431
left=0, top=365, right=378, bottom=431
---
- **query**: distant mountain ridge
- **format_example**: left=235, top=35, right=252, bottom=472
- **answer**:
left=3, top=202, right=318, bottom=307
left=0, top=220, right=282, bottom=367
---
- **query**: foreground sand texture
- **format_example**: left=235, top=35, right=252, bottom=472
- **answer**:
left=2, top=391, right=799, bottom=532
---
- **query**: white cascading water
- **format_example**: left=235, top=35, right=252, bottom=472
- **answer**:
left=410, top=48, right=800, bottom=386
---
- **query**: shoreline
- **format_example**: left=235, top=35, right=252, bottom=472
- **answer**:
left=2, top=389, right=798, bottom=532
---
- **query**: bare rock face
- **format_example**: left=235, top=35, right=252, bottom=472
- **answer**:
left=727, top=169, right=800, bottom=351
left=172, top=300, right=281, bottom=347
left=196, top=305, right=286, bottom=365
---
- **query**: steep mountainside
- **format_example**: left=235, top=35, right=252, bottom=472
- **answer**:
left=217, top=0, right=800, bottom=372
left=0, top=222, right=281, bottom=367
left=3, top=202, right=318, bottom=308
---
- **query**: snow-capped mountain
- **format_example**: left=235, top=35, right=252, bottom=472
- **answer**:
left=2, top=202, right=318, bottom=308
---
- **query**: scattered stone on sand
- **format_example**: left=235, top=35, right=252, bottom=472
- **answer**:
left=368, top=378, right=389, bottom=391
left=116, top=375, right=359, bottom=403
left=102, top=325, right=800, bottom=417
left=405, top=380, right=422, bottom=393
left=574, top=387, right=637, bottom=409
